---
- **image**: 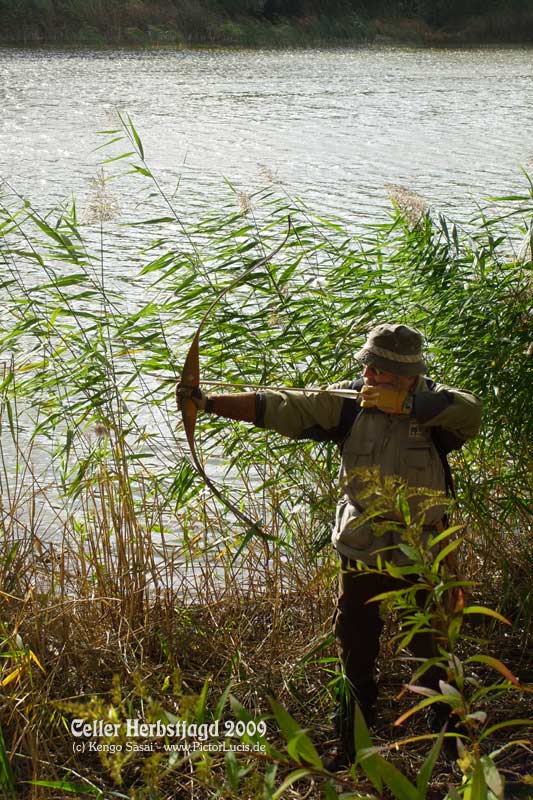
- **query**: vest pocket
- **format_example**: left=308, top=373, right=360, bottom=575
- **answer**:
left=334, top=498, right=375, bottom=550
left=344, top=442, right=375, bottom=500
left=346, top=441, right=374, bottom=466
left=405, top=445, right=433, bottom=488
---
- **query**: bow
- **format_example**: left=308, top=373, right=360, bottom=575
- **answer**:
left=179, top=217, right=292, bottom=538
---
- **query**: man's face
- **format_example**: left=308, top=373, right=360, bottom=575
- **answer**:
left=362, top=364, right=416, bottom=391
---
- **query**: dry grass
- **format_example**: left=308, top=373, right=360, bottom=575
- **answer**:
left=0, top=451, right=335, bottom=797
left=1, top=464, right=531, bottom=800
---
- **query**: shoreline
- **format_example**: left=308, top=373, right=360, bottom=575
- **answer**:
left=3, top=40, right=533, bottom=52
left=2, top=13, right=533, bottom=49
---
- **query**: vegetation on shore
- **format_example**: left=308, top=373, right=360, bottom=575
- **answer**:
left=1, top=0, right=533, bottom=47
left=0, top=115, right=532, bottom=798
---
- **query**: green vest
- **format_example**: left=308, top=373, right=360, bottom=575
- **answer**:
left=334, top=407, right=446, bottom=564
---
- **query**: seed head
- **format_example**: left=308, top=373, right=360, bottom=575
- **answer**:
left=385, top=183, right=428, bottom=229
left=84, top=168, right=120, bottom=224
left=93, top=422, right=110, bottom=438
left=238, top=192, right=254, bottom=214
left=258, top=163, right=282, bottom=185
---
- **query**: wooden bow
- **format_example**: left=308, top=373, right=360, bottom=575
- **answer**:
left=179, top=218, right=292, bottom=537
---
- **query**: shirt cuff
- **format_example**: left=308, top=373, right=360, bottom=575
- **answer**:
left=255, top=392, right=267, bottom=427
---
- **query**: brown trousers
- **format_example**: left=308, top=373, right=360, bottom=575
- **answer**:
left=334, top=556, right=444, bottom=717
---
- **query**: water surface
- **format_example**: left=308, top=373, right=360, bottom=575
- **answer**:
left=1, top=46, right=532, bottom=224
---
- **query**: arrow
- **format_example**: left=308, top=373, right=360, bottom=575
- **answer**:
left=198, top=380, right=363, bottom=400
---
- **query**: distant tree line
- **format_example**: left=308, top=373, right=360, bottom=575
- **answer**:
left=0, top=0, right=531, bottom=44
left=261, top=0, right=531, bottom=25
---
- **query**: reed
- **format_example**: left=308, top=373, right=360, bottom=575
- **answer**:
left=0, top=115, right=531, bottom=798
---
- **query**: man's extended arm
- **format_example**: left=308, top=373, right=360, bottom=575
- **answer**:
left=176, top=383, right=348, bottom=440
left=176, top=380, right=482, bottom=445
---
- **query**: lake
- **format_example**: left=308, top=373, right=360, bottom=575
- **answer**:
left=1, top=45, right=533, bottom=227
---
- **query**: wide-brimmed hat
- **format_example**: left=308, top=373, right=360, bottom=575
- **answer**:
left=356, top=323, right=426, bottom=376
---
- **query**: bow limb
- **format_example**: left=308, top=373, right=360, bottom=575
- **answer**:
left=180, top=331, right=257, bottom=530
left=180, top=329, right=200, bottom=456
left=179, top=216, right=292, bottom=536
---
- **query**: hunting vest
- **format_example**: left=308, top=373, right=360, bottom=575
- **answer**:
left=334, top=395, right=447, bottom=564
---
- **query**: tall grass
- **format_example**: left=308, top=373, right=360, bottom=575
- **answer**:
left=0, top=116, right=531, bottom=797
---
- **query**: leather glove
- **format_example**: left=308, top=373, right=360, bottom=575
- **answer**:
left=175, top=383, right=210, bottom=412
left=360, top=384, right=411, bottom=415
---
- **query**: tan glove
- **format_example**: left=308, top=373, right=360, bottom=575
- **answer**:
left=175, top=383, right=210, bottom=412
left=360, top=384, right=411, bottom=415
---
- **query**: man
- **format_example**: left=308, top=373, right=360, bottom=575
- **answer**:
left=176, top=323, right=482, bottom=763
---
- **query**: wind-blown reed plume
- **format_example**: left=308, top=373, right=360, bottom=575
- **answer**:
left=84, top=168, right=120, bottom=223
left=385, top=182, right=428, bottom=228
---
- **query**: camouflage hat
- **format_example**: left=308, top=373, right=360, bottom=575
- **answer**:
left=356, top=323, right=426, bottom=376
